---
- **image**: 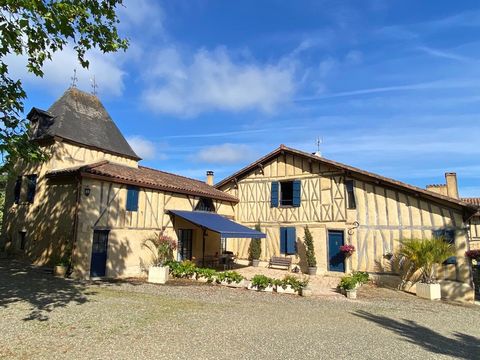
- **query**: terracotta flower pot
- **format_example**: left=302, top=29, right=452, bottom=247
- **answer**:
left=252, top=259, right=260, bottom=267
left=308, top=266, right=317, bottom=275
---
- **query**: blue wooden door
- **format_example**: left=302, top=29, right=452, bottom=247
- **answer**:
left=328, top=230, right=345, bottom=272
left=90, top=230, right=109, bottom=277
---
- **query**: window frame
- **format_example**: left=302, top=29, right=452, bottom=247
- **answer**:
left=26, top=174, right=38, bottom=204
left=279, top=181, right=294, bottom=207
left=126, top=185, right=139, bottom=212
left=345, top=180, right=356, bottom=209
left=14, top=176, right=22, bottom=204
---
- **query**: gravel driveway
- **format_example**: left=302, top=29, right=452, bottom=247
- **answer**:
left=1, top=260, right=479, bottom=360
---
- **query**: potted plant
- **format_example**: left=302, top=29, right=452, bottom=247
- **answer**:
left=54, top=257, right=69, bottom=277
left=142, top=231, right=177, bottom=284
left=304, top=226, right=317, bottom=275
left=249, top=222, right=262, bottom=267
left=465, top=249, right=480, bottom=267
left=338, top=275, right=358, bottom=299
left=399, top=238, right=455, bottom=300
left=340, top=244, right=355, bottom=257
left=248, top=274, right=274, bottom=292
left=216, top=271, right=245, bottom=288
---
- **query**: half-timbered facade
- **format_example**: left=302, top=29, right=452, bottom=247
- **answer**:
left=216, top=145, right=478, bottom=302
left=0, top=88, right=240, bottom=278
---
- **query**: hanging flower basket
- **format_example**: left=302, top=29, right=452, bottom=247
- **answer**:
left=340, top=244, right=355, bottom=257
left=465, top=249, right=480, bottom=261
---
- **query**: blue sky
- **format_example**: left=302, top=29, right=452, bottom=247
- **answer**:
left=10, top=0, right=480, bottom=196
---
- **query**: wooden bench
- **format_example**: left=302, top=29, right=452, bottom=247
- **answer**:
left=268, top=256, right=292, bottom=270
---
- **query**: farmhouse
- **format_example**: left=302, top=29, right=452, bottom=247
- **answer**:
left=1, top=88, right=262, bottom=278
left=215, top=146, right=478, bottom=301
left=1, top=88, right=478, bottom=302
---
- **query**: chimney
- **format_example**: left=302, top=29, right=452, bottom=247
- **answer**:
left=445, top=172, right=459, bottom=199
left=206, top=171, right=214, bottom=186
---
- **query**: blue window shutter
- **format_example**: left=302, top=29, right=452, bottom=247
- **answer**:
left=271, top=182, right=279, bottom=208
left=126, top=186, right=139, bottom=211
left=292, top=180, right=301, bottom=207
left=286, top=227, right=296, bottom=254
left=280, top=227, right=286, bottom=254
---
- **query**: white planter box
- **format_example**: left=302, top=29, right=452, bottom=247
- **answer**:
left=54, top=265, right=67, bottom=277
left=346, top=289, right=357, bottom=299
left=416, top=282, right=441, bottom=300
left=220, top=279, right=246, bottom=288
left=248, top=284, right=274, bottom=292
left=148, top=266, right=169, bottom=284
left=275, top=285, right=297, bottom=295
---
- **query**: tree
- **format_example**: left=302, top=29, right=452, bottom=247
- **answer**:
left=304, top=225, right=316, bottom=268
left=248, top=222, right=262, bottom=260
left=0, top=1, right=128, bottom=170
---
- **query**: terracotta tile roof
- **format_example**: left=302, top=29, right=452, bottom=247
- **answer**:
left=47, top=161, right=238, bottom=203
left=462, top=198, right=480, bottom=207
left=216, top=145, right=477, bottom=213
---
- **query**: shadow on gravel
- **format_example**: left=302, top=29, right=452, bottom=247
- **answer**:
left=0, top=260, right=94, bottom=321
left=353, top=310, right=480, bottom=359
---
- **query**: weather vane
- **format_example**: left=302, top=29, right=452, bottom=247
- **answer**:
left=315, top=137, right=323, bottom=156
left=90, top=75, right=98, bottom=96
left=70, top=69, right=78, bottom=88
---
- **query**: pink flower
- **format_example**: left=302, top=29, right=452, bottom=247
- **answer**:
left=340, top=244, right=355, bottom=256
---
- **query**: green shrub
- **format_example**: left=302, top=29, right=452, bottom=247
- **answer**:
left=304, top=226, right=317, bottom=267
left=249, top=222, right=262, bottom=260
left=169, top=260, right=197, bottom=278
left=216, top=271, right=244, bottom=284
left=195, top=267, right=217, bottom=283
left=277, top=275, right=308, bottom=292
left=338, top=275, right=358, bottom=291
left=352, top=271, right=369, bottom=285
left=251, top=274, right=274, bottom=290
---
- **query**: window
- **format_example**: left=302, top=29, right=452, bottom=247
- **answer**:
left=271, top=180, right=301, bottom=208
left=433, top=229, right=456, bottom=264
left=14, top=177, right=22, bottom=204
left=126, top=186, right=139, bottom=211
left=19, top=231, right=26, bottom=250
left=178, top=229, right=193, bottom=261
left=195, top=197, right=215, bottom=212
left=346, top=180, right=356, bottom=209
left=26, top=175, right=37, bottom=203
left=280, top=227, right=296, bottom=255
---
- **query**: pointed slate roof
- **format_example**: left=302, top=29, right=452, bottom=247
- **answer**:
left=27, top=88, right=140, bottom=160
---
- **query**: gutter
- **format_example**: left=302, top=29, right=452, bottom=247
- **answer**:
left=68, top=174, right=82, bottom=275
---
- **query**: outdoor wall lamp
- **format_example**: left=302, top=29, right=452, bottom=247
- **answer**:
left=84, top=186, right=91, bottom=197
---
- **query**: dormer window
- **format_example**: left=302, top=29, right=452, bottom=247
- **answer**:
left=195, top=197, right=215, bottom=212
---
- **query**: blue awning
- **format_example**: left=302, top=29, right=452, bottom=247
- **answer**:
left=168, top=210, right=266, bottom=239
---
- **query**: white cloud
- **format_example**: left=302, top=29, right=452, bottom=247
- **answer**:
left=7, top=46, right=126, bottom=97
left=143, top=47, right=296, bottom=116
left=127, top=136, right=160, bottom=160
left=345, top=50, right=363, bottom=64
left=196, top=143, right=256, bottom=164
left=118, top=0, right=165, bottom=36
left=417, top=46, right=471, bottom=62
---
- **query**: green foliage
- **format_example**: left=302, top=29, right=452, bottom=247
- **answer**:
left=398, top=238, right=456, bottom=284
left=276, top=275, right=308, bottom=292
left=142, top=232, right=177, bottom=266
left=351, top=271, right=369, bottom=285
left=195, top=267, right=217, bottom=283
left=251, top=274, right=274, bottom=290
left=169, top=260, right=196, bottom=278
left=304, top=225, right=317, bottom=267
left=338, top=275, right=358, bottom=291
left=215, top=271, right=244, bottom=284
left=248, top=222, right=262, bottom=260
left=0, top=1, right=128, bottom=169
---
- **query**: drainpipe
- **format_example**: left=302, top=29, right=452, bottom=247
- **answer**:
left=202, top=228, right=207, bottom=267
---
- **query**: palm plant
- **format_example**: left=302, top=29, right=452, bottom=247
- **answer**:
left=398, top=238, right=455, bottom=284
left=142, top=232, right=177, bottom=266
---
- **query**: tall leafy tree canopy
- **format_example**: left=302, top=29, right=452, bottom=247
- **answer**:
left=0, top=0, right=128, bottom=170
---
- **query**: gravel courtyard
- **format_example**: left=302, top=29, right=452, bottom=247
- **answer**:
left=1, top=260, right=479, bottom=360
